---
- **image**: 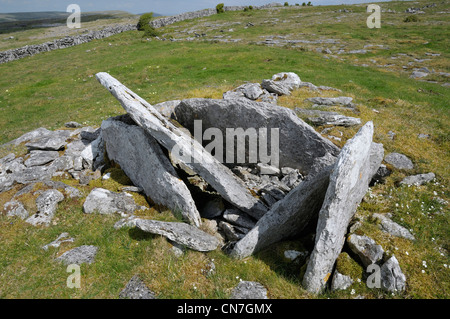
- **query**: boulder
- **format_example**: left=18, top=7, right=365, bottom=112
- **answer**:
left=95, top=72, right=267, bottom=220
left=123, top=218, right=220, bottom=252
left=25, top=130, right=71, bottom=151
left=101, top=115, right=201, bottom=226
left=303, top=122, right=376, bottom=294
left=400, top=172, right=435, bottom=186
left=56, top=245, right=98, bottom=265
left=119, top=275, right=157, bottom=299
left=261, top=72, right=301, bottom=96
left=25, top=189, right=65, bottom=226
left=4, top=200, right=29, bottom=219
left=230, top=281, right=268, bottom=299
left=331, top=271, right=353, bottom=291
left=384, top=152, right=414, bottom=170
left=223, top=83, right=265, bottom=100
left=347, top=234, right=384, bottom=267
left=83, top=188, right=144, bottom=215
left=380, top=256, right=406, bottom=293
left=174, top=98, right=340, bottom=175
left=372, top=213, right=415, bottom=241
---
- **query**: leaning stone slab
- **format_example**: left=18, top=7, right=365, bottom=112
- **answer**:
left=56, top=245, right=98, bottom=265
left=303, top=122, right=375, bottom=294
left=230, top=281, right=268, bottom=299
left=83, top=188, right=144, bottom=215
left=25, top=189, right=64, bottom=227
left=347, top=234, right=384, bottom=267
left=230, top=165, right=332, bottom=259
left=101, top=115, right=201, bottom=227
left=127, top=218, right=220, bottom=252
left=174, top=98, right=340, bottom=175
left=380, top=256, right=406, bottom=293
left=119, top=275, right=156, bottom=299
left=95, top=72, right=267, bottom=220
left=400, top=172, right=435, bottom=186
left=384, top=152, right=414, bottom=170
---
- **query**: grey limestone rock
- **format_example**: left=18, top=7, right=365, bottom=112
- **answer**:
left=385, top=152, right=414, bottom=170
left=119, top=275, right=156, bottom=299
left=56, top=245, right=99, bottom=265
left=347, top=234, right=385, bottom=267
left=83, top=188, right=144, bottom=215
left=303, top=122, right=376, bottom=294
left=230, top=281, right=268, bottom=299
left=25, top=189, right=65, bottom=226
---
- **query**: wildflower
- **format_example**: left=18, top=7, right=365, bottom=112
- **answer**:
left=350, top=289, right=355, bottom=295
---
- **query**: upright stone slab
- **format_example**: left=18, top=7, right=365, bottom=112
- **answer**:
left=95, top=72, right=267, bottom=220
left=303, top=122, right=375, bottom=294
left=101, top=115, right=201, bottom=227
left=174, top=98, right=340, bottom=175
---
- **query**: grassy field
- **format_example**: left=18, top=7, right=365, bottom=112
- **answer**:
left=0, top=0, right=448, bottom=299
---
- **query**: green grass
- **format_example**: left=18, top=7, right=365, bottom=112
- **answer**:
left=0, top=0, right=449, bottom=299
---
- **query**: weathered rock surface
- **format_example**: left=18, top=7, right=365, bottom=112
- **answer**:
left=123, top=218, right=220, bottom=252
left=385, top=152, right=414, bottom=170
left=153, top=100, right=180, bottom=119
left=174, top=98, right=340, bottom=175
left=223, top=83, right=265, bottom=100
left=372, top=213, right=415, bottom=241
left=95, top=72, right=267, bottom=220
left=101, top=115, right=201, bottom=226
left=307, top=114, right=361, bottom=127
left=4, top=200, right=29, bottom=219
left=25, top=130, right=71, bottom=151
left=230, top=281, right=268, bottom=299
left=25, top=189, right=64, bottom=226
left=400, top=172, right=435, bottom=186
left=230, top=165, right=332, bottom=259
left=347, top=234, right=385, bottom=267
left=331, top=271, right=354, bottom=291
left=42, top=233, right=75, bottom=251
left=83, top=188, right=144, bottom=215
left=305, top=96, right=354, bottom=107
left=261, top=72, right=301, bottom=96
left=303, top=122, right=376, bottom=294
left=24, top=150, right=60, bottom=167
left=223, top=208, right=256, bottom=229
left=119, top=275, right=157, bottom=299
left=56, top=245, right=99, bottom=265
left=380, top=256, right=406, bottom=293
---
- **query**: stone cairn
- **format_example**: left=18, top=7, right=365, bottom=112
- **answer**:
left=1, top=71, right=424, bottom=296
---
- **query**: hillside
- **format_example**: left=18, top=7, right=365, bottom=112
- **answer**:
left=0, top=1, right=448, bottom=300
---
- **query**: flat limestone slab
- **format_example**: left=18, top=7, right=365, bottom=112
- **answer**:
left=302, top=121, right=375, bottom=294
left=95, top=72, right=267, bottom=220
